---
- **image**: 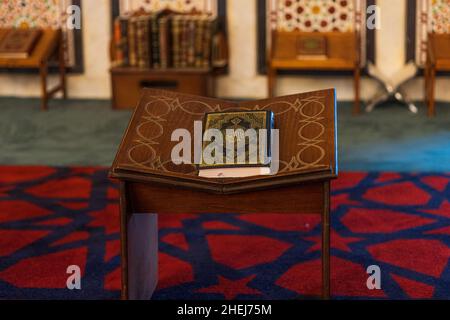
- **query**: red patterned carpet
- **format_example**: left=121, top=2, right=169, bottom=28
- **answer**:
left=0, top=166, right=449, bottom=299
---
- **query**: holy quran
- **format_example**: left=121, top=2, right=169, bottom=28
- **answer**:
left=198, top=110, right=275, bottom=178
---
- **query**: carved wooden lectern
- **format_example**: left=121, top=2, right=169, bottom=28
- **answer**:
left=110, top=88, right=338, bottom=300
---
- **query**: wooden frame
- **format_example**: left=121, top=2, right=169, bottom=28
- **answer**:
left=406, top=0, right=417, bottom=64
left=117, top=179, right=332, bottom=300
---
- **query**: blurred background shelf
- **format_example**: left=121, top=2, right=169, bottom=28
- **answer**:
left=110, top=66, right=214, bottom=109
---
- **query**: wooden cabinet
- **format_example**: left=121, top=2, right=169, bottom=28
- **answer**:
left=110, top=67, right=214, bottom=109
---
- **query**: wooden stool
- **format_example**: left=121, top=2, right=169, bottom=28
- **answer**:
left=268, top=31, right=361, bottom=114
left=0, top=28, right=67, bottom=111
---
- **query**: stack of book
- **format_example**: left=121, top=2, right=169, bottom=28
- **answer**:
left=113, top=10, right=217, bottom=70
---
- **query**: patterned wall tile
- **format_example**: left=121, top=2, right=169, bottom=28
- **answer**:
left=430, top=0, right=450, bottom=33
left=0, top=0, right=64, bottom=28
left=267, top=0, right=367, bottom=66
left=119, top=0, right=217, bottom=16
left=415, top=0, right=450, bottom=66
left=0, top=0, right=77, bottom=67
left=273, top=0, right=356, bottom=32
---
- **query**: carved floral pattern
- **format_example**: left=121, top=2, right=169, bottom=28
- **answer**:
left=0, top=0, right=63, bottom=28
left=430, top=0, right=450, bottom=34
left=416, top=0, right=450, bottom=66
left=119, top=0, right=217, bottom=16
left=273, top=0, right=357, bottom=32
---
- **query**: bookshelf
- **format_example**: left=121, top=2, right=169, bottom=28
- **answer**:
left=109, top=2, right=227, bottom=109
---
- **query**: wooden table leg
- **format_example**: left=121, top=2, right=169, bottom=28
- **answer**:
left=353, top=67, right=361, bottom=115
left=120, top=182, right=158, bottom=300
left=428, top=67, right=436, bottom=117
left=267, top=66, right=276, bottom=98
left=58, top=35, right=67, bottom=99
left=424, top=62, right=429, bottom=108
left=207, top=73, right=214, bottom=97
left=39, top=62, right=48, bottom=111
left=322, top=181, right=331, bottom=299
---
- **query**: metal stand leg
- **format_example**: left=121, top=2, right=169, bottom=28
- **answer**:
left=365, top=62, right=419, bottom=113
